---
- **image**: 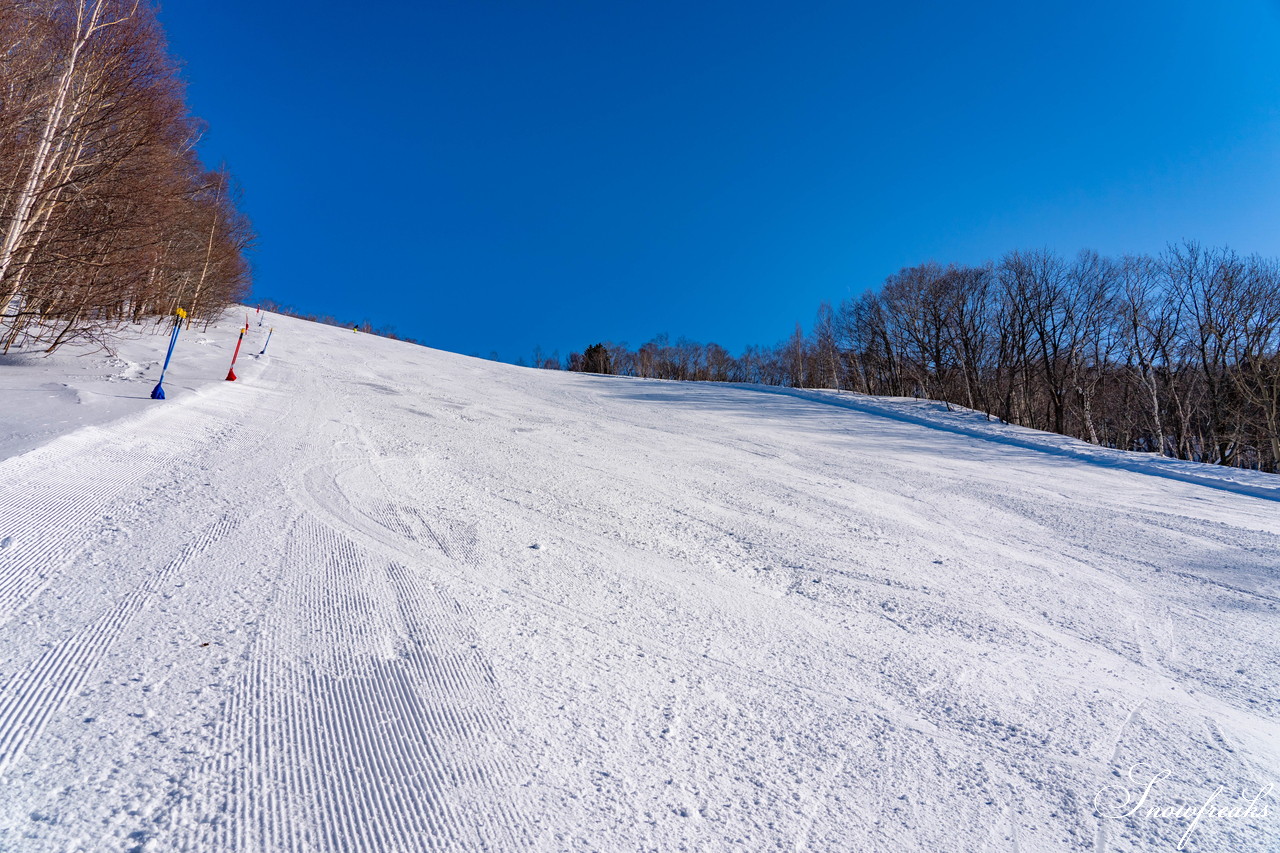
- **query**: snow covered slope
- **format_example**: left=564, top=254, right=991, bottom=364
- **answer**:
left=0, top=311, right=269, bottom=460
left=0, top=313, right=1276, bottom=852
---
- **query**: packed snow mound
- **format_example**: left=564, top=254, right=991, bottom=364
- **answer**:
left=0, top=312, right=268, bottom=459
left=0, top=311, right=1277, bottom=852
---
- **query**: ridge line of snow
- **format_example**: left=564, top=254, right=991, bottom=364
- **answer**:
left=0, top=351, right=266, bottom=474
left=727, top=384, right=1280, bottom=504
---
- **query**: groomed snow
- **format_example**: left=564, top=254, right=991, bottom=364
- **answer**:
left=1, top=312, right=1276, bottom=851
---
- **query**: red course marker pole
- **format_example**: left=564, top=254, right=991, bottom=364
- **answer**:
left=226, top=327, right=246, bottom=381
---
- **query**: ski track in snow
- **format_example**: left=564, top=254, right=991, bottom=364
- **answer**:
left=0, top=312, right=1277, bottom=851
left=190, top=516, right=528, bottom=852
left=0, top=516, right=237, bottom=776
left=0, top=411, right=239, bottom=623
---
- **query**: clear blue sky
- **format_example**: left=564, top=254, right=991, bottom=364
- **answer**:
left=160, top=1, right=1280, bottom=362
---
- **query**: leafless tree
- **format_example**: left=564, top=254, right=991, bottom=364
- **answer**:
left=0, top=1, right=252, bottom=353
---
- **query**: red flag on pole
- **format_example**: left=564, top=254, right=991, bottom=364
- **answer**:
left=226, top=327, right=246, bottom=381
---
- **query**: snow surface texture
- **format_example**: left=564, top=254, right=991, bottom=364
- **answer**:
left=0, top=312, right=1277, bottom=852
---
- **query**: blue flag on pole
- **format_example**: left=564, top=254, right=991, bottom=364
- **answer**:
left=150, top=309, right=186, bottom=399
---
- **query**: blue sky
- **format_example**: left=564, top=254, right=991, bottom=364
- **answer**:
left=160, top=1, right=1280, bottom=362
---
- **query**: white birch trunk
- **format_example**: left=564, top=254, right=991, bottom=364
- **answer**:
left=0, top=2, right=138, bottom=311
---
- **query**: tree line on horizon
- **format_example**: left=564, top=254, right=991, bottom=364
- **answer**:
left=563, top=242, right=1280, bottom=473
left=254, top=299, right=422, bottom=344
left=0, top=0, right=252, bottom=354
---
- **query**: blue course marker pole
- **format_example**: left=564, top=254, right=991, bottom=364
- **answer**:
left=257, top=326, right=273, bottom=356
left=150, top=308, right=186, bottom=400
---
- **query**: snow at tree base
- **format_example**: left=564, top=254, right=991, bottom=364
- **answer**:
left=0, top=311, right=1277, bottom=852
